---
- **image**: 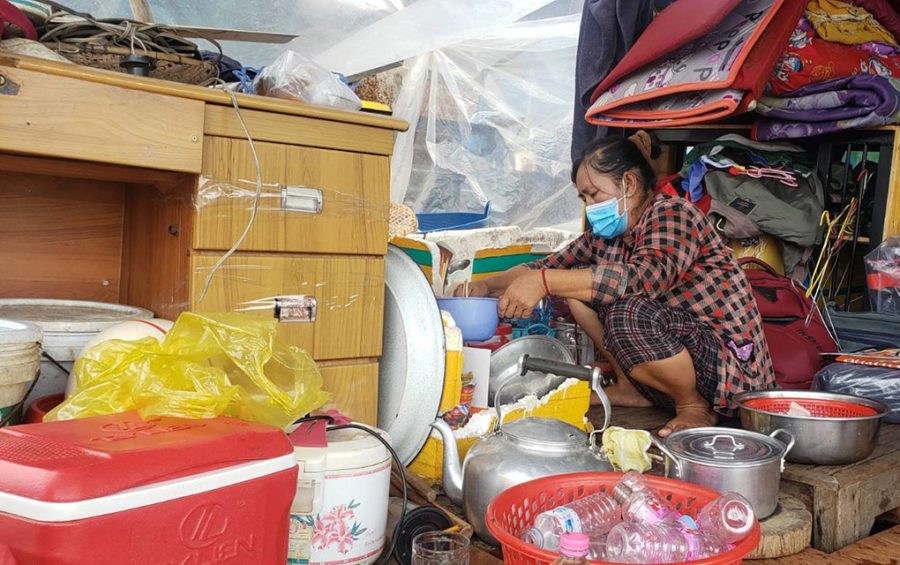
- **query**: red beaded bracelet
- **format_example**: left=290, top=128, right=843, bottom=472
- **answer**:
left=540, top=267, right=551, bottom=295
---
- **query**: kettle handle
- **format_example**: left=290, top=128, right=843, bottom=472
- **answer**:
left=517, top=354, right=611, bottom=433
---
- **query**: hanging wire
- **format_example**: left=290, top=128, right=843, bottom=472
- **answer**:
left=197, top=89, right=264, bottom=303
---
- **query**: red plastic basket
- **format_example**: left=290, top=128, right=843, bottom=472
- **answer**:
left=742, top=397, right=879, bottom=418
left=486, top=472, right=761, bottom=565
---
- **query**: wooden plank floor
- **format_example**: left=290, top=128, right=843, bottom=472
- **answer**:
left=592, top=406, right=900, bottom=554
left=755, top=525, right=900, bottom=564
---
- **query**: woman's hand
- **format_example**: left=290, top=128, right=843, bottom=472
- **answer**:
left=498, top=271, right=546, bottom=319
left=452, top=280, right=489, bottom=297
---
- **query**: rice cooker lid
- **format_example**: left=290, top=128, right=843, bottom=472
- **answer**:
left=0, top=318, right=42, bottom=345
left=0, top=299, right=152, bottom=333
left=0, top=412, right=294, bottom=503
left=665, top=427, right=785, bottom=466
left=323, top=426, right=391, bottom=471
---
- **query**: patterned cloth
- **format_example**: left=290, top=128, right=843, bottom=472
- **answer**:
left=770, top=17, right=900, bottom=96
left=755, top=75, right=900, bottom=140
left=600, top=296, right=723, bottom=410
left=528, top=194, right=775, bottom=415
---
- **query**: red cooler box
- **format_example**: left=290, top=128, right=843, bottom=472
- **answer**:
left=0, top=412, right=298, bottom=565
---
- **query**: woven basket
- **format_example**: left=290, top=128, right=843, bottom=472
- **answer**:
left=389, top=202, right=419, bottom=240
left=49, top=43, right=217, bottom=85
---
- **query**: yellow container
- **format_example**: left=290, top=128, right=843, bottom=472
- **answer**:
left=440, top=349, right=463, bottom=413
left=409, top=380, right=592, bottom=483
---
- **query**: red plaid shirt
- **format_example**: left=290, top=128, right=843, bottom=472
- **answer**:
left=531, top=194, right=774, bottom=412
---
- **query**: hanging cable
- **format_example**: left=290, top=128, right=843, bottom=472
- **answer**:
left=197, top=89, right=264, bottom=303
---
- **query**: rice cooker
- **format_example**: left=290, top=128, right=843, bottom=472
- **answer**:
left=289, top=418, right=392, bottom=565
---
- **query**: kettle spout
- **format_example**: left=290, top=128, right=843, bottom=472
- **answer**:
left=430, top=419, right=463, bottom=506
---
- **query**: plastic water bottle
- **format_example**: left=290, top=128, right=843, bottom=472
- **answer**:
left=697, top=492, right=755, bottom=544
left=549, top=533, right=590, bottom=565
left=611, top=473, right=682, bottom=525
left=606, top=519, right=726, bottom=562
left=523, top=492, right=622, bottom=550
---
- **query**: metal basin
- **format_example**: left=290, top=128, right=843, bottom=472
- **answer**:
left=488, top=336, right=573, bottom=406
left=735, top=390, right=888, bottom=465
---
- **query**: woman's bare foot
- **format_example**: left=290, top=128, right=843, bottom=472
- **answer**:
left=658, top=401, right=717, bottom=437
left=596, top=378, right=652, bottom=408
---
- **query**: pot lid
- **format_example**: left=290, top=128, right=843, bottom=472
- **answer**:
left=665, top=427, right=785, bottom=466
left=502, top=417, right=586, bottom=448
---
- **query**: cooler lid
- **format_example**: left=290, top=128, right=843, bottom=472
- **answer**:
left=0, top=412, right=293, bottom=503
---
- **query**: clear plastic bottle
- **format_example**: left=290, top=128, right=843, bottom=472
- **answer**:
left=550, top=533, right=590, bottom=565
left=523, top=492, right=622, bottom=551
left=612, top=473, right=682, bottom=526
left=697, top=492, right=755, bottom=544
left=606, top=519, right=726, bottom=563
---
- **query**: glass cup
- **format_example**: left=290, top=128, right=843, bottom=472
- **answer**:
left=412, top=531, right=471, bottom=565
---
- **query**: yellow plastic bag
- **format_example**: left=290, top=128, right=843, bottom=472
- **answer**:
left=46, top=312, right=329, bottom=428
left=601, top=426, right=653, bottom=473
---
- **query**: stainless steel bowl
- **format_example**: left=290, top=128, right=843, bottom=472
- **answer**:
left=735, top=390, right=888, bottom=465
left=488, top=336, right=573, bottom=406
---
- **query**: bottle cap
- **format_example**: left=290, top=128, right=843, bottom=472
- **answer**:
left=559, top=533, right=590, bottom=557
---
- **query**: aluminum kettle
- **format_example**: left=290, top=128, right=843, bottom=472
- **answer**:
left=431, top=355, right=613, bottom=542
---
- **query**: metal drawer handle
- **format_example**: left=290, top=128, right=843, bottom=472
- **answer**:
left=275, top=295, right=317, bottom=323
left=280, top=185, right=323, bottom=214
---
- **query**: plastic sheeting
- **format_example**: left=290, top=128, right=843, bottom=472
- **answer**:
left=64, top=0, right=585, bottom=229
left=392, top=14, right=583, bottom=230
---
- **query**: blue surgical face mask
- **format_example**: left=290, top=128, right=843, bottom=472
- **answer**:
left=585, top=185, right=628, bottom=239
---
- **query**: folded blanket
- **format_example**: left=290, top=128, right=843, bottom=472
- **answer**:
left=770, top=17, right=900, bottom=95
left=754, top=74, right=900, bottom=140
left=806, top=0, right=898, bottom=46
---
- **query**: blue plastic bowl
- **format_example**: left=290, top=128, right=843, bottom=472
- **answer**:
left=436, top=297, right=500, bottom=342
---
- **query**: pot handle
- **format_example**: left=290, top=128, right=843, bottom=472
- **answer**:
left=769, top=428, right=795, bottom=469
left=650, top=435, right=683, bottom=478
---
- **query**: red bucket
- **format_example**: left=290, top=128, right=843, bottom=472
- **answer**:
left=486, top=472, right=761, bottom=565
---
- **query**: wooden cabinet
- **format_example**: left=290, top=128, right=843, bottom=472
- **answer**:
left=0, top=55, right=407, bottom=425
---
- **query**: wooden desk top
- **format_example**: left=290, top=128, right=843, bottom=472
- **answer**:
left=0, top=52, right=409, bottom=133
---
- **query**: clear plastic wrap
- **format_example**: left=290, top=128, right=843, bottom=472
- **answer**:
left=865, top=236, right=900, bottom=315
left=813, top=362, right=900, bottom=423
left=47, top=312, right=330, bottom=429
left=391, top=14, right=583, bottom=230
left=253, top=50, right=361, bottom=110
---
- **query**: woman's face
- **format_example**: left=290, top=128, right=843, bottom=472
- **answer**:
left=575, top=165, right=645, bottom=231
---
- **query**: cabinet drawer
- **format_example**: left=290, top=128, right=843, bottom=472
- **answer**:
left=191, top=253, right=385, bottom=360
left=319, top=361, right=379, bottom=425
left=194, top=136, right=389, bottom=255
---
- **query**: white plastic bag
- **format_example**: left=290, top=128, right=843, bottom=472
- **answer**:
left=254, top=50, right=361, bottom=111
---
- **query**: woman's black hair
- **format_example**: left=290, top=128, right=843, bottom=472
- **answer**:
left=571, top=133, right=660, bottom=192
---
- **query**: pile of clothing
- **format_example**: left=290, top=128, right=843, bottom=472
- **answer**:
left=658, top=134, right=825, bottom=279
left=756, top=0, right=900, bottom=139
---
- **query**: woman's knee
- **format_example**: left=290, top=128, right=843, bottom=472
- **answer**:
left=602, top=296, right=663, bottom=346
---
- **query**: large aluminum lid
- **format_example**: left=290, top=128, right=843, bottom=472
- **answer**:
left=665, top=427, right=786, bottom=467
left=0, top=319, right=42, bottom=345
left=502, top=417, right=586, bottom=448
left=0, top=299, right=152, bottom=333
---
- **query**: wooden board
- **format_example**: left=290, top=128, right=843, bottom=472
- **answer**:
left=755, top=525, right=900, bottom=564
left=318, top=360, right=379, bottom=426
left=120, top=181, right=195, bottom=320
left=0, top=172, right=125, bottom=302
left=0, top=153, right=184, bottom=188
left=883, top=127, right=900, bottom=238
left=204, top=105, right=396, bottom=156
left=195, top=137, right=390, bottom=256
left=0, top=66, right=204, bottom=173
left=0, top=54, right=407, bottom=133
left=781, top=424, right=900, bottom=553
left=190, top=252, right=386, bottom=361
left=748, top=494, right=812, bottom=560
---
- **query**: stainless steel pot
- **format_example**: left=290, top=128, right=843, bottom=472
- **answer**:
left=652, top=427, right=794, bottom=519
left=735, top=390, right=888, bottom=465
left=488, top=336, right=573, bottom=406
